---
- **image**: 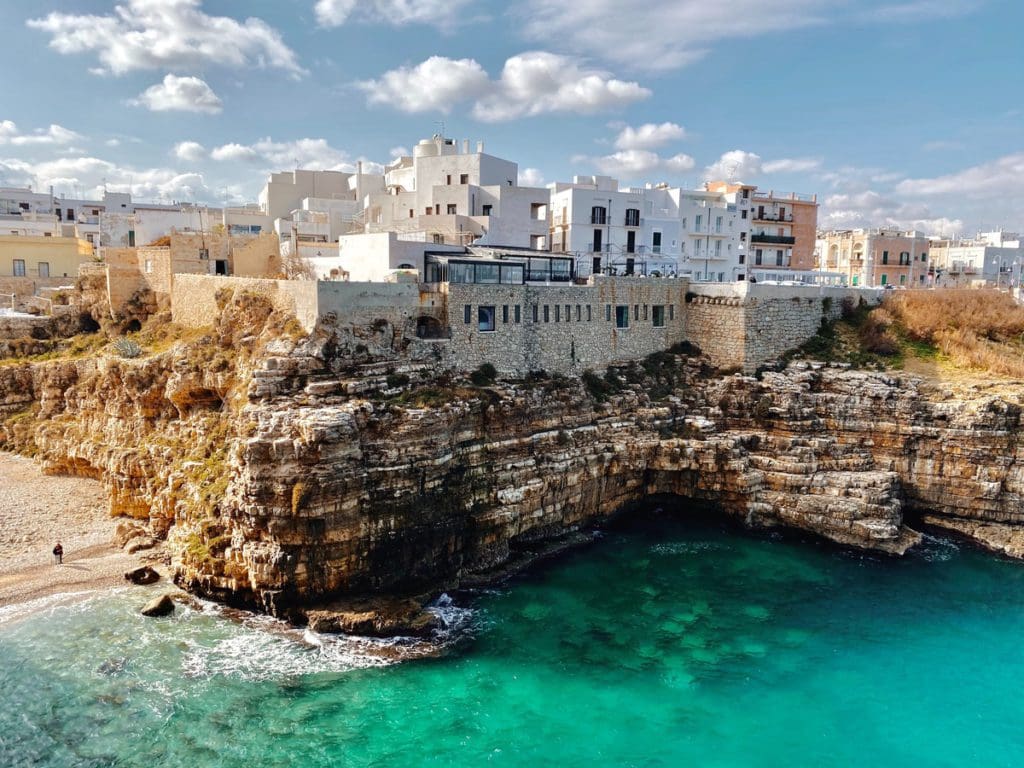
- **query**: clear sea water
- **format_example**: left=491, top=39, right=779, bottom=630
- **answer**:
left=3, top=511, right=1024, bottom=767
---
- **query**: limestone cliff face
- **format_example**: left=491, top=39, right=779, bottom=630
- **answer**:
left=2, top=298, right=1022, bottom=617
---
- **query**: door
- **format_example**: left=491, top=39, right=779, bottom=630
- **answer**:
left=215, top=259, right=228, bottom=275
left=626, top=231, right=636, bottom=253
left=592, top=257, right=602, bottom=275
left=625, top=258, right=635, bottom=275
left=593, top=229, right=602, bottom=252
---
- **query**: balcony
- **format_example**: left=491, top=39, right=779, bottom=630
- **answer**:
left=751, top=233, right=796, bottom=245
left=752, top=213, right=793, bottom=223
left=590, top=214, right=607, bottom=225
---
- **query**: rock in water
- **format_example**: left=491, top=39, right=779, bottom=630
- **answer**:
left=124, top=566, right=160, bottom=585
left=305, top=597, right=441, bottom=637
left=141, top=594, right=175, bottom=617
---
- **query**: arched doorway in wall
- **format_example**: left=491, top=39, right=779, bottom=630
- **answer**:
left=415, top=315, right=446, bottom=339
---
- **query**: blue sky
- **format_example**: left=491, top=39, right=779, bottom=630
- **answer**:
left=0, top=0, right=1020, bottom=235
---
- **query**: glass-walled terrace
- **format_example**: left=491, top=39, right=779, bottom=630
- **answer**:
left=424, top=253, right=575, bottom=285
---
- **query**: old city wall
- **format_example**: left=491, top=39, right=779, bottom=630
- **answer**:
left=445, top=278, right=689, bottom=375
left=171, top=274, right=319, bottom=331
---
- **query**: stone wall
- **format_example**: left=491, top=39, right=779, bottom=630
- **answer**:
left=445, top=277, right=689, bottom=375
left=171, top=274, right=319, bottom=331
left=684, top=283, right=882, bottom=372
left=0, top=276, right=80, bottom=307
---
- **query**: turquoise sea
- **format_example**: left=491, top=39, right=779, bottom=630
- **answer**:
left=3, top=509, right=1024, bottom=767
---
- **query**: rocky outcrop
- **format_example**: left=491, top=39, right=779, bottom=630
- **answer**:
left=141, top=593, right=175, bottom=617
left=1, top=293, right=1021, bottom=623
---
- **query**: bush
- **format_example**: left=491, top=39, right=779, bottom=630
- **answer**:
left=386, top=372, right=410, bottom=389
left=112, top=338, right=142, bottom=359
left=469, top=363, right=497, bottom=387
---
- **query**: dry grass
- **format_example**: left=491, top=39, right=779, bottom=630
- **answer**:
left=884, top=290, right=1024, bottom=378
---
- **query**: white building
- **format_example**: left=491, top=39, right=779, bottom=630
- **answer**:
left=928, top=230, right=1023, bottom=286
left=549, top=176, right=751, bottom=281
left=332, top=136, right=550, bottom=281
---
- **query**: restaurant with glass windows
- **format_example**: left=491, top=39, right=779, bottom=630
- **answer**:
left=423, top=252, right=575, bottom=285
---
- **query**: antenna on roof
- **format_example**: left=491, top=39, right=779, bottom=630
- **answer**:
left=435, top=120, right=446, bottom=138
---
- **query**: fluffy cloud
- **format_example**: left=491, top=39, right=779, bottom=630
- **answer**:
left=576, top=149, right=695, bottom=179
left=360, top=52, right=649, bottom=121
left=820, top=190, right=963, bottom=235
left=130, top=75, right=223, bottom=114
left=703, top=150, right=764, bottom=181
left=174, top=141, right=207, bottom=162
left=209, top=137, right=384, bottom=173
left=27, top=0, right=304, bottom=77
left=0, top=120, right=82, bottom=146
left=359, top=56, right=490, bottom=113
left=314, top=0, right=473, bottom=28
left=614, top=122, right=686, bottom=151
left=518, top=167, right=546, bottom=187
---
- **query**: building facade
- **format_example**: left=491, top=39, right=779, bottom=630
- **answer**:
left=927, top=231, right=1022, bottom=287
left=816, top=228, right=931, bottom=287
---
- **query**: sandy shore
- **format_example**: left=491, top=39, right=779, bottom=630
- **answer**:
left=0, top=451, right=165, bottom=606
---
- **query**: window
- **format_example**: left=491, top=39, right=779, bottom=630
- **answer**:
left=576, top=304, right=581, bottom=322
left=615, top=305, right=629, bottom=329
left=66, top=208, right=75, bottom=221
left=695, top=215, right=702, bottom=231
left=502, top=305, right=509, bottom=324
left=715, top=240, right=722, bottom=257
left=482, top=204, right=492, bottom=216
left=739, top=252, right=745, bottom=265
left=531, top=203, right=546, bottom=220
left=446, top=174, right=452, bottom=185
left=741, top=210, right=747, bottom=219
left=715, top=216, right=723, bottom=233
left=532, top=304, right=539, bottom=322
left=742, top=189, right=749, bottom=199
left=478, top=306, right=496, bottom=332
left=199, top=248, right=209, bottom=260
left=447, top=204, right=457, bottom=215
left=464, top=305, right=472, bottom=324
left=652, top=305, right=665, bottom=327
left=586, top=305, right=592, bottom=321
left=652, top=231, right=662, bottom=254
left=460, top=174, right=469, bottom=184
left=921, top=252, right=928, bottom=262
left=882, top=250, right=889, bottom=265
left=755, top=249, right=763, bottom=265
left=900, top=274, right=907, bottom=285
left=591, top=206, right=607, bottom=225
left=634, top=305, right=639, bottom=321
left=669, top=305, right=674, bottom=321
left=515, top=305, right=521, bottom=323
left=565, top=304, right=571, bottom=322
left=409, top=209, right=414, bottom=218
left=643, top=304, right=648, bottom=321
left=776, top=250, right=783, bottom=266
left=145, top=260, right=153, bottom=274
left=740, top=232, right=746, bottom=242
left=544, top=305, right=550, bottom=323
left=555, top=305, right=561, bottom=322
left=606, top=304, right=612, bottom=321
left=86, top=233, right=94, bottom=243
left=12, top=259, right=25, bottom=276
left=128, top=230, right=135, bottom=247
left=625, top=208, right=640, bottom=226
left=593, top=229, right=603, bottom=252
left=880, top=274, right=888, bottom=285
left=38, top=262, right=49, bottom=277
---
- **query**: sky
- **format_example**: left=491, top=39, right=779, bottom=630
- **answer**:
left=0, top=0, right=1021, bottom=236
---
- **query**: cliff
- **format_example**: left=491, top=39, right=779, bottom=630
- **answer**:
left=1, top=292, right=1021, bottom=621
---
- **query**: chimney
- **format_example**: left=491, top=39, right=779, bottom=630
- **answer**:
left=462, top=139, right=470, bottom=154
left=476, top=141, right=484, bottom=153
left=357, top=160, right=363, bottom=175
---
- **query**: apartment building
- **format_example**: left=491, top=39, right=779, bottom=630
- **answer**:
left=927, top=231, right=1022, bottom=286
left=816, top=228, right=931, bottom=287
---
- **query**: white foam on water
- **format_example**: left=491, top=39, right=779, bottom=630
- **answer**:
left=917, top=532, right=960, bottom=563
left=0, top=588, right=125, bottom=627
left=650, top=541, right=722, bottom=556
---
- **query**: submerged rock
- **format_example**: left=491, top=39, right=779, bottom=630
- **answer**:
left=141, top=594, right=175, bottom=617
left=305, top=598, right=441, bottom=638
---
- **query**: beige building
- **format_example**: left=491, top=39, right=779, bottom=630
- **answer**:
left=0, top=235, right=94, bottom=279
left=816, top=228, right=930, bottom=287
left=747, top=189, right=819, bottom=271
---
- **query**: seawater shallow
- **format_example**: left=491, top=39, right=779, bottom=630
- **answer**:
left=3, top=514, right=1024, bottom=767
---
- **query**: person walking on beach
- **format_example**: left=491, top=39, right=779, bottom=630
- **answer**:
left=53, top=541, right=63, bottom=565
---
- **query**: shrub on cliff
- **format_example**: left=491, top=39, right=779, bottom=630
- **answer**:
left=470, top=363, right=498, bottom=387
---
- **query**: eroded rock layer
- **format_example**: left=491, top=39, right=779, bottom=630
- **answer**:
left=1, top=294, right=1021, bottom=617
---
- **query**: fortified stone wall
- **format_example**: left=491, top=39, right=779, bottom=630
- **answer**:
left=171, top=274, right=319, bottom=331
left=445, top=277, right=689, bottom=375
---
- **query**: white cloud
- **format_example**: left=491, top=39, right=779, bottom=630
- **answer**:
left=389, top=146, right=410, bottom=159
left=358, top=56, right=489, bottom=113
left=821, top=190, right=964, bottom=235
left=174, top=141, right=207, bottom=162
left=473, top=52, right=650, bottom=122
left=762, top=157, right=822, bottom=174
left=0, top=120, right=82, bottom=146
left=614, top=122, right=686, bottom=151
left=519, top=0, right=830, bottom=72
left=209, top=137, right=380, bottom=172
left=130, top=74, right=223, bottom=114
left=359, top=52, right=648, bottom=121
left=314, top=0, right=473, bottom=28
left=703, top=150, right=764, bottom=181
left=27, top=0, right=305, bottom=77
left=210, top=143, right=261, bottom=163
left=895, top=153, right=1024, bottom=198
left=518, top=167, right=546, bottom=187
left=518, top=0, right=978, bottom=72
left=105, top=139, right=121, bottom=147
left=574, top=149, right=695, bottom=180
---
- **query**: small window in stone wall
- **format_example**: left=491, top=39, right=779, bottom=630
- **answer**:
left=633, top=305, right=639, bottom=321
left=544, top=305, right=550, bottom=323
left=606, top=304, right=612, bottom=321
left=515, top=305, right=521, bottom=323
left=464, top=304, right=472, bottom=324
left=576, top=304, right=581, bottom=322
left=503, top=305, right=509, bottom=323
left=555, top=305, right=561, bottom=322
left=587, top=305, right=592, bottom=322
left=669, top=304, right=674, bottom=321
left=615, top=305, right=629, bottom=328
left=652, top=305, right=665, bottom=327
left=565, top=304, right=571, bottom=322
left=532, top=304, right=539, bottom=322
left=478, top=305, right=496, bottom=332
left=643, top=304, right=648, bottom=321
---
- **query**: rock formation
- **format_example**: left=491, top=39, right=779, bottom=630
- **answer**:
left=1, top=291, right=1021, bottom=625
